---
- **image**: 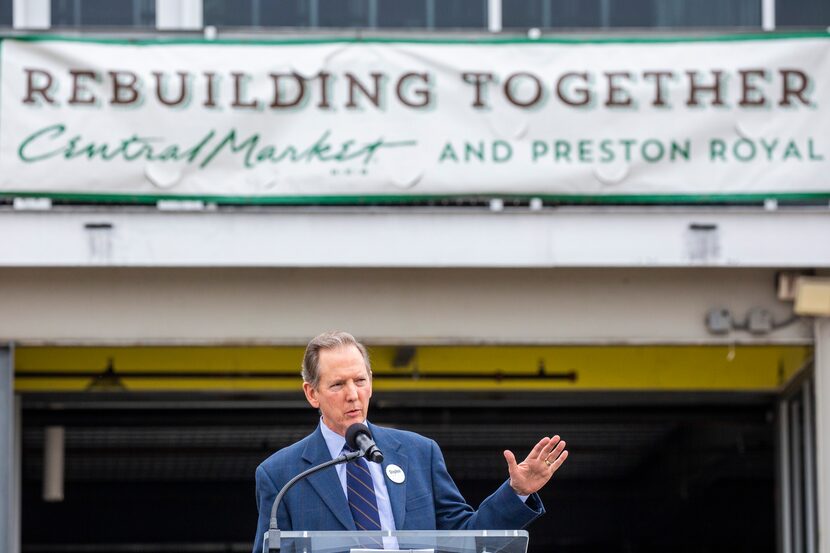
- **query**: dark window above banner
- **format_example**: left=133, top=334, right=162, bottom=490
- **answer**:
left=204, top=0, right=488, bottom=29
left=317, top=0, right=371, bottom=28
left=777, top=0, right=830, bottom=27
left=13, top=0, right=827, bottom=31
left=0, top=0, right=11, bottom=27
left=377, top=1, right=431, bottom=28
left=502, top=0, right=762, bottom=29
left=204, top=0, right=314, bottom=28
left=434, top=0, right=487, bottom=28
left=51, top=0, right=155, bottom=28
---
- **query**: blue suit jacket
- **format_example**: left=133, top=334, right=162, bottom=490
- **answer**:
left=253, top=423, right=545, bottom=553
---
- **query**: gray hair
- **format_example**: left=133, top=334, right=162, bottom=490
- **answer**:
left=302, top=331, right=372, bottom=389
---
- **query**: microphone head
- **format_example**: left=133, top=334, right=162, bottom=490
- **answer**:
left=345, top=423, right=371, bottom=451
left=367, top=449, right=384, bottom=464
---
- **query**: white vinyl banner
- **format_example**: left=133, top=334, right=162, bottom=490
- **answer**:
left=0, top=35, right=828, bottom=202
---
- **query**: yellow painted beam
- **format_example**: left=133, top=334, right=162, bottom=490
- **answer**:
left=13, top=345, right=812, bottom=393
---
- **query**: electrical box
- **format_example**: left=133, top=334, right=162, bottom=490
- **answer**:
left=705, top=308, right=732, bottom=334
left=795, top=278, right=830, bottom=316
left=747, top=307, right=774, bottom=334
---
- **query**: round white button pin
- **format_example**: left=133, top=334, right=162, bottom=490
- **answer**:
left=385, top=464, right=405, bottom=484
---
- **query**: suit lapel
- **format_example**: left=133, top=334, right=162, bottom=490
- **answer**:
left=301, top=427, right=355, bottom=531
left=371, top=424, right=408, bottom=529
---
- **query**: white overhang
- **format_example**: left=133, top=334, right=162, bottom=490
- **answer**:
left=0, top=206, right=828, bottom=268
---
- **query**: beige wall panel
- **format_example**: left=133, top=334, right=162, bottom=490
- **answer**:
left=0, top=267, right=811, bottom=345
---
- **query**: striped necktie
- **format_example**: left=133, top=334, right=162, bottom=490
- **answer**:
left=344, top=446, right=382, bottom=532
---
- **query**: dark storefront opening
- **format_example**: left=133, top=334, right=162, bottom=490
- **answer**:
left=21, top=392, right=778, bottom=553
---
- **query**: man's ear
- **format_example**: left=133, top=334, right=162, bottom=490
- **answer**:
left=303, top=382, right=319, bottom=408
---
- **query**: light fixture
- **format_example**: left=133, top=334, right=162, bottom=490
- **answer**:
left=43, top=426, right=64, bottom=502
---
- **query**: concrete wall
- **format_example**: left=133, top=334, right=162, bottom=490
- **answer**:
left=0, top=267, right=810, bottom=345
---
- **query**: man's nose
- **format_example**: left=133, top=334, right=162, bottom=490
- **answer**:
left=344, top=381, right=358, bottom=399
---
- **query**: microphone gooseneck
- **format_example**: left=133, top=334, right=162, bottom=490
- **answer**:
left=265, top=448, right=363, bottom=552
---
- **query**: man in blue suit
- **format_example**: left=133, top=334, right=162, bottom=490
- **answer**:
left=253, top=331, right=568, bottom=553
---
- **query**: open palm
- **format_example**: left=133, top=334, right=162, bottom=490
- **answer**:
left=503, top=435, right=568, bottom=496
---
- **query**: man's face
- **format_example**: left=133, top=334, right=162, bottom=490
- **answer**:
left=303, top=344, right=373, bottom=436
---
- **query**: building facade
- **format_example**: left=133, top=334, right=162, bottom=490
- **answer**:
left=1, top=1, right=830, bottom=552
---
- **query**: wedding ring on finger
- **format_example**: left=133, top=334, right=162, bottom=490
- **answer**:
left=544, top=457, right=553, bottom=467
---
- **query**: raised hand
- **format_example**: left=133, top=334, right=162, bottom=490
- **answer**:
left=503, top=435, right=568, bottom=496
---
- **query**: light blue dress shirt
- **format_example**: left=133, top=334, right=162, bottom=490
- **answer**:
left=319, top=420, right=398, bottom=531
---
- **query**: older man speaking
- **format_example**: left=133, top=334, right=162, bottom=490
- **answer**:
left=252, top=331, right=568, bottom=553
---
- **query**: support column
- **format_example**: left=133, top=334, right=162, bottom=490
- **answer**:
left=12, top=0, right=49, bottom=29
left=0, top=345, right=20, bottom=553
left=816, top=319, right=830, bottom=553
left=762, top=0, right=776, bottom=31
left=487, top=0, right=502, bottom=32
left=156, top=0, right=202, bottom=30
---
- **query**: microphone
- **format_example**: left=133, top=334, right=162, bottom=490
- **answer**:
left=346, top=423, right=384, bottom=463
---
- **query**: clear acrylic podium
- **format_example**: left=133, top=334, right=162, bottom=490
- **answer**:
left=273, top=529, right=529, bottom=553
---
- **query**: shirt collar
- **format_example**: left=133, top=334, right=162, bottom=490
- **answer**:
left=319, top=417, right=368, bottom=459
